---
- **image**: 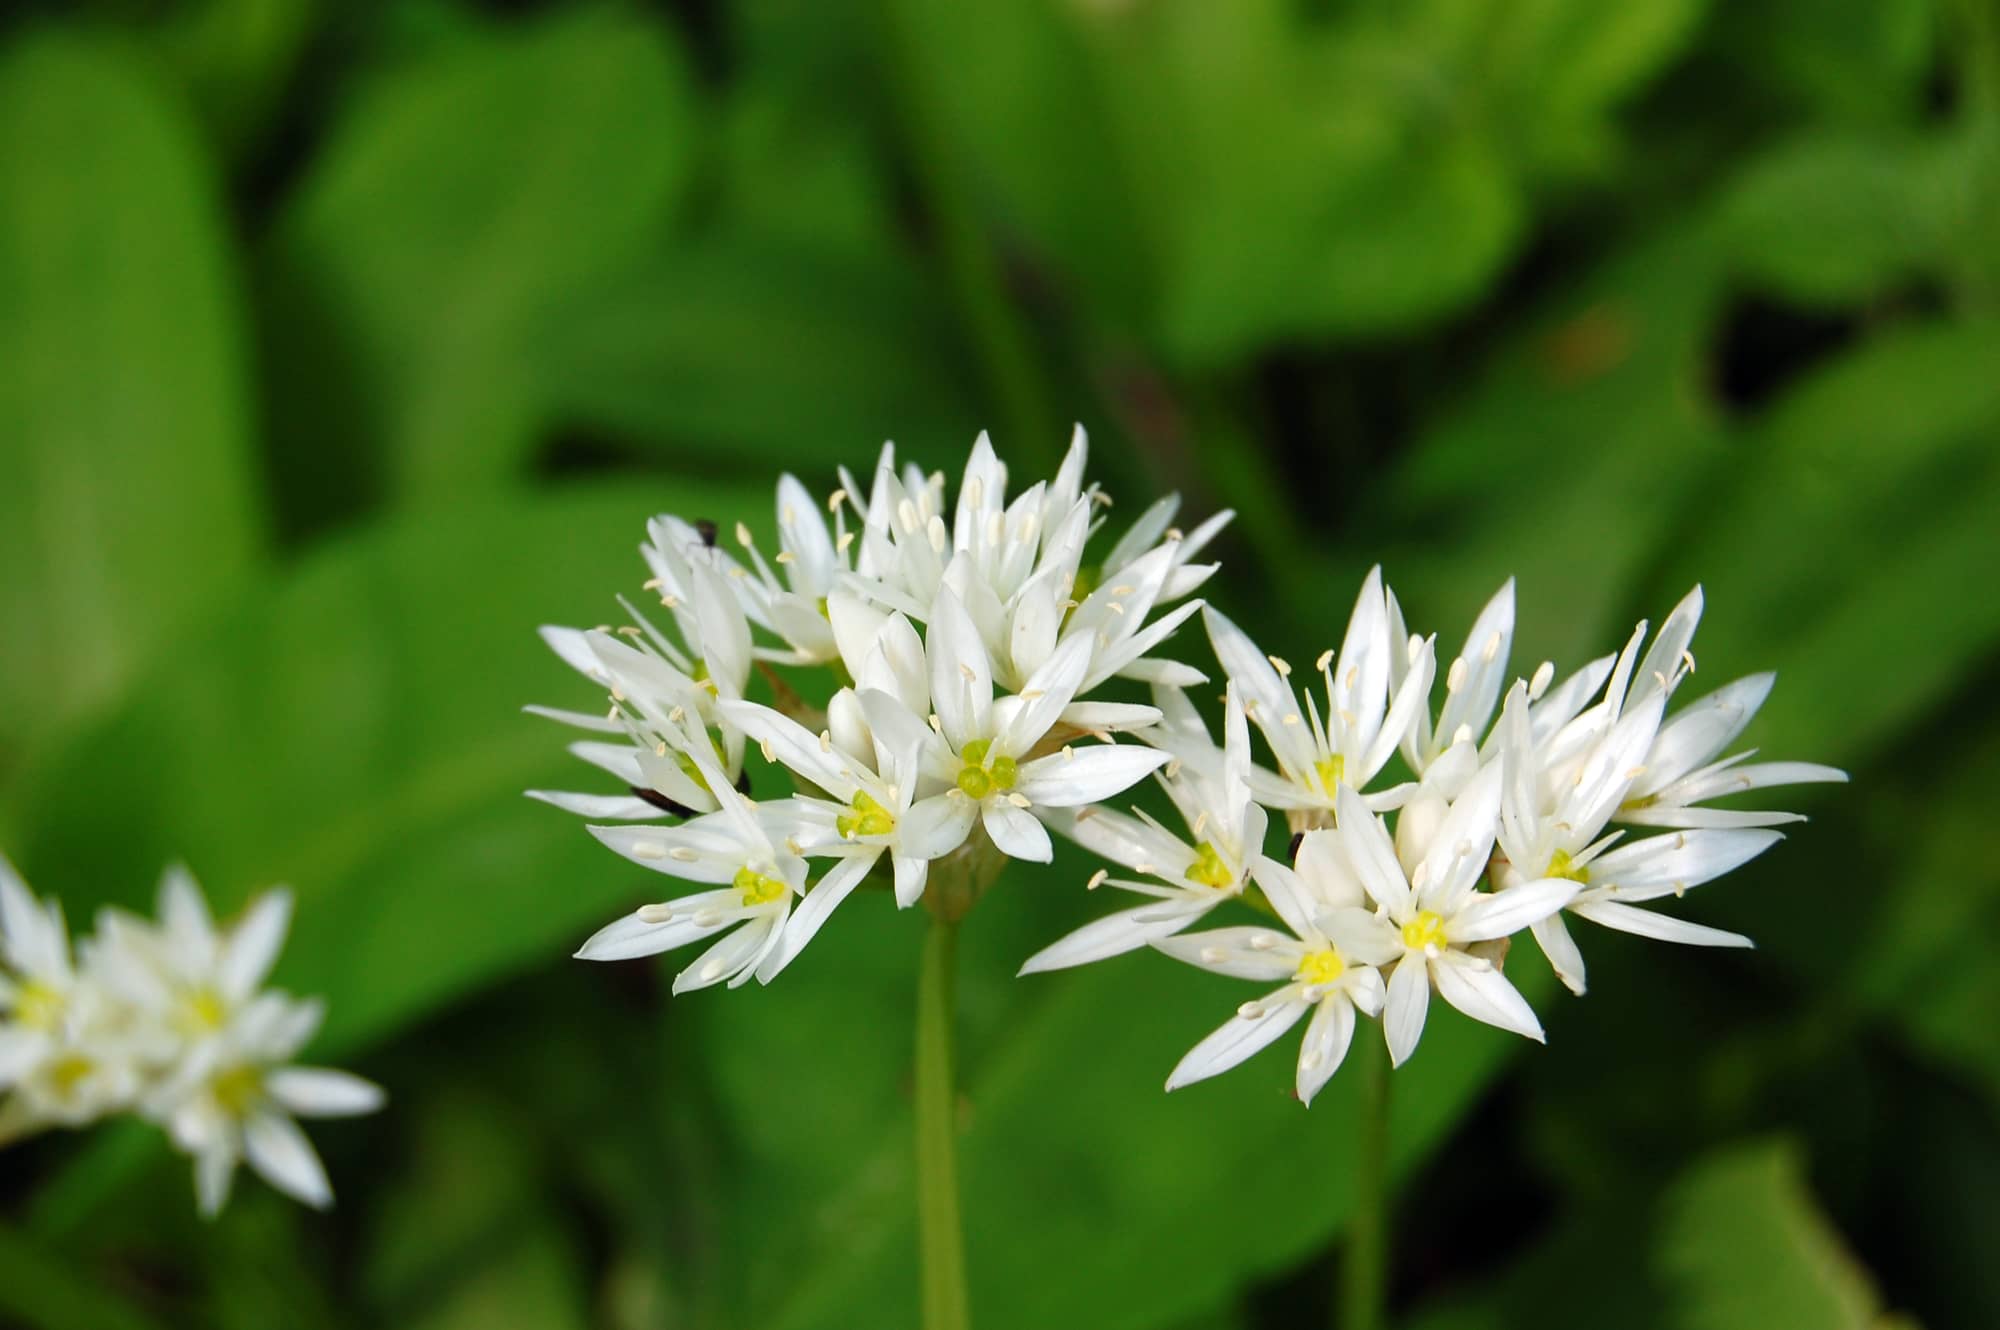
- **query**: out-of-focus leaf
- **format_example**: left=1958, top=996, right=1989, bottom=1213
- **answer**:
left=405, top=1223, right=590, bottom=1330
left=1709, top=0, right=1933, bottom=124
left=1366, top=223, right=1730, bottom=665
left=695, top=855, right=1557, bottom=1330
left=1477, top=0, right=1712, bottom=177
left=544, top=234, right=985, bottom=471
left=0, top=484, right=766, bottom=1052
left=1655, top=1139, right=1914, bottom=1330
left=1721, top=134, right=1942, bottom=306
left=1401, top=1199, right=1669, bottom=1330
left=143, top=0, right=321, bottom=158
left=0, top=35, right=262, bottom=770
left=262, top=12, right=696, bottom=513
left=1650, top=318, right=2000, bottom=764
left=0, top=1225, right=166, bottom=1330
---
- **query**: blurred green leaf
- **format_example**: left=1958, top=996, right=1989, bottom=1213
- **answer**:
left=261, top=12, right=696, bottom=512
left=544, top=233, right=985, bottom=471
left=145, top=0, right=321, bottom=159
left=1721, top=133, right=1942, bottom=306
left=407, top=1222, right=590, bottom=1330
left=0, top=35, right=262, bottom=774
left=1709, top=0, right=1932, bottom=124
left=0, top=1224, right=165, bottom=1330
left=0, top=483, right=765, bottom=1052
left=694, top=868, right=1555, bottom=1330
left=1655, top=1138, right=1913, bottom=1330
left=1652, top=318, right=2000, bottom=764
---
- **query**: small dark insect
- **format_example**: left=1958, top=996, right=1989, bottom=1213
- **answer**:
left=693, top=518, right=718, bottom=548
left=630, top=785, right=696, bottom=819
left=1288, top=831, right=1305, bottom=863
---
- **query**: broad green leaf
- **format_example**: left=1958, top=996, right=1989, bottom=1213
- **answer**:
left=0, top=483, right=767, bottom=1053
left=0, top=35, right=262, bottom=770
left=1655, top=1139, right=1913, bottom=1330
left=261, top=13, right=696, bottom=510
left=543, top=234, right=985, bottom=471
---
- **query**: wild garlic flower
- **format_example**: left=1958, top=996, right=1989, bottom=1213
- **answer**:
left=1200, top=567, right=1437, bottom=827
left=543, top=430, right=1212, bottom=988
left=0, top=857, right=381, bottom=1214
left=1020, top=686, right=1267, bottom=973
left=1490, top=589, right=1847, bottom=995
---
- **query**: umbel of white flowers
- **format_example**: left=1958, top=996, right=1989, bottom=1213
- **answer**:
left=534, top=429, right=1844, bottom=1102
left=0, top=858, right=383, bottom=1215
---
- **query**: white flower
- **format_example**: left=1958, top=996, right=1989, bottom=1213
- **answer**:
left=1020, top=685, right=1268, bottom=973
left=155, top=990, right=384, bottom=1217
left=1386, top=579, right=1515, bottom=776
left=1202, top=567, right=1437, bottom=825
left=889, top=587, right=1168, bottom=865
left=1329, top=778, right=1577, bottom=1067
left=1151, top=841, right=1390, bottom=1106
left=1617, top=671, right=1848, bottom=828
left=90, top=867, right=296, bottom=1047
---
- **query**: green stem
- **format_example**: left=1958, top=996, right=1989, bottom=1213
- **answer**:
left=1340, top=1035, right=1391, bottom=1330
left=916, top=913, right=971, bottom=1330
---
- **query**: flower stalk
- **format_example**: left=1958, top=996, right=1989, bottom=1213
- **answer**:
left=1340, top=1035, right=1390, bottom=1330
left=916, top=910, right=970, bottom=1330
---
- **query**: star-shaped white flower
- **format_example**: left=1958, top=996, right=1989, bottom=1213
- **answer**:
left=1151, top=839, right=1391, bottom=1106
left=1203, top=567, right=1437, bottom=824
left=1328, top=777, right=1578, bottom=1067
left=1020, top=685, right=1267, bottom=973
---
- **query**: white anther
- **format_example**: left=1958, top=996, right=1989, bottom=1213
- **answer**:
left=637, top=903, right=675, bottom=923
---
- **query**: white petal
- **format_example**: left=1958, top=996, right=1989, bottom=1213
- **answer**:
left=1633, top=673, right=1773, bottom=793
left=525, top=790, right=663, bottom=820
left=1165, top=996, right=1310, bottom=1091
left=219, top=889, right=293, bottom=999
left=757, top=854, right=873, bottom=982
left=1020, top=902, right=1203, bottom=974
left=1015, top=745, right=1167, bottom=807
left=900, top=794, right=979, bottom=859
left=1333, top=784, right=1410, bottom=916
left=1057, top=701, right=1163, bottom=733
left=574, top=891, right=737, bottom=960
left=1531, top=912, right=1588, bottom=996
left=1569, top=899, right=1754, bottom=948
left=1430, top=952, right=1544, bottom=1042
left=1585, top=829, right=1781, bottom=901
left=982, top=801, right=1053, bottom=862
left=927, top=586, right=993, bottom=750
left=1416, top=759, right=1503, bottom=910
left=1448, top=878, right=1579, bottom=943
left=1151, top=926, right=1303, bottom=981
left=1295, top=997, right=1356, bottom=1107
left=719, top=698, right=858, bottom=800
left=588, top=823, right=741, bottom=883
left=195, top=1145, right=237, bottom=1218
left=245, top=1111, right=332, bottom=1209
left=892, top=854, right=929, bottom=909
left=1203, top=606, right=1314, bottom=777
left=266, top=1068, right=386, bottom=1119
left=1383, top=956, right=1431, bottom=1067
left=1250, top=857, right=1319, bottom=938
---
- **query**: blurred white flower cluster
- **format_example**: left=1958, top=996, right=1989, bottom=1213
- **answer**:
left=536, top=433, right=1843, bottom=1101
left=0, top=857, right=383, bottom=1214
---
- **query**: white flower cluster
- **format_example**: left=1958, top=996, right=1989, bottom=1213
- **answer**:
left=0, top=856, right=383, bottom=1214
left=537, top=434, right=1843, bottom=1102
left=533, top=430, right=1224, bottom=988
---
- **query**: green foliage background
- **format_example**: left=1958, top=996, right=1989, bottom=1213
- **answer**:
left=1, top=0, right=1996, bottom=1326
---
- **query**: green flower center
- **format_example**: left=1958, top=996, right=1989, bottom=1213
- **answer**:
left=1314, top=754, right=1345, bottom=796
left=1545, top=849, right=1590, bottom=883
left=955, top=739, right=1017, bottom=800
left=733, top=866, right=789, bottom=906
left=1186, top=841, right=1234, bottom=890
left=836, top=790, right=897, bottom=839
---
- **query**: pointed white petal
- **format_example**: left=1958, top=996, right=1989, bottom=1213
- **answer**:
left=982, top=801, right=1053, bottom=862
left=245, top=1111, right=333, bottom=1209
left=1383, top=956, right=1431, bottom=1067
left=1152, top=926, right=1303, bottom=980
left=265, top=1068, right=386, bottom=1119
left=1020, top=902, right=1203, bottom=974
left=1449, top=879, right=1579, bottom=943
left=1569, top=899, right=1754, bottom=948
left=1016, top=746, right=1167, bottom=807
left=219, top=889, right=294, bottom=999
left=1296, top=997, right=1356, bottom=1107
left=1430, top=952, right=1544, bottom=1042
left=1165, top=996, right=1309, bottom=1091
